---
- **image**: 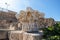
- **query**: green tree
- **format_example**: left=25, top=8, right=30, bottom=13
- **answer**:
left=43, top=23, right=60, bottom=40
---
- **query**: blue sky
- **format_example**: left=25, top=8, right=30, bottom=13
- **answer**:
left=0, top=0, right=60, bottom=21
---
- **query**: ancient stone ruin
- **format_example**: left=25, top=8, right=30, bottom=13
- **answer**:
left=0, top=7, right=55, bottom=40
left=0, top=9, right=17, bottom=40
left=17, top=7, right=55, bottom=30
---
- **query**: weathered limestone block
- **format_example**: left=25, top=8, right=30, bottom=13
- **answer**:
left=9, top=31, right=23, bottom=40
left=23, top=32, right=42, bottom=40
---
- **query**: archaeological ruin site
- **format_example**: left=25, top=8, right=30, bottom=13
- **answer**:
left=0, top=7, right=55, bottom=40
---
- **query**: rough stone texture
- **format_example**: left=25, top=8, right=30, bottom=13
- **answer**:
left=23, top=32, right=41, bottom=40
left=0, top=10, right=17, bottom=29
left=0, top=10, right=17, bottom=39
left=9, top=31, right=42, bottom=40
left=9, top=31, right=23, bottom=40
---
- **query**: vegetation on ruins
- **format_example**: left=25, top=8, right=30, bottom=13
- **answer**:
left=42, top=22, right=60, bottom=40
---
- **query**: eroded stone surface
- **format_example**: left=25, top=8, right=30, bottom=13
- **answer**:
left=9, top=31, right=42, bottom=40
left=9, top=31, right=23, bottom=40
left=23, top=32, right=42, bottom=40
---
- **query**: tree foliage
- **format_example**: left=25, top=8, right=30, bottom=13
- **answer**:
left=43, top=22, right=60, bottom=40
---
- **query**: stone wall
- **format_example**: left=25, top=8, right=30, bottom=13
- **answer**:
left=9, top=31, right=23, bottom=40
left=0, top=11, right=17, bottom=22
left=0, top=10, right=17, bottom=40
left=9, top=31, right=42, bottom=40
left=23, top=32, right=42, bottom=40
left=0, top=10, right=17, bottom=29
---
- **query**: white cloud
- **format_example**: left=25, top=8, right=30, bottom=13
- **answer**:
left=0, top=0, right=30, bottom=12
left=0, top=0, right=16, bottom=10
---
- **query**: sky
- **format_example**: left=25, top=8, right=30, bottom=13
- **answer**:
left=0, top=0, right=60, bottom=21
